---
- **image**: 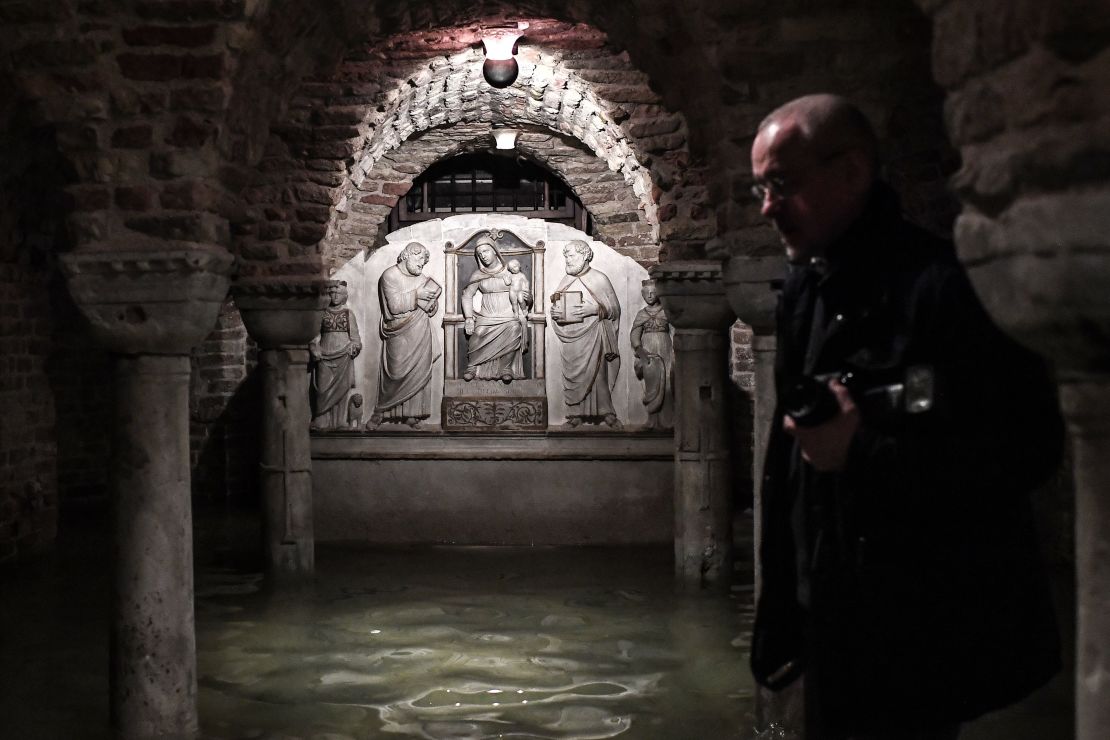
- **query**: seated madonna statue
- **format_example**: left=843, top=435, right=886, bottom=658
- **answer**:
left=460, top=237, right=532, bottom=382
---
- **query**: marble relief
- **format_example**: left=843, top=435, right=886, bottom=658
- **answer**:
left=369, top=242, right=442, bottom=428
left=310, top=281, right=362, bottom=430
left=630, top=280, right=674, bottom=430
left=315, top=217, right=662, bottom=433
left=550, top=240, right=623, bottom=429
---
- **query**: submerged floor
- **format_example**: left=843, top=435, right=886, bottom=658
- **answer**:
left=0, top=503, right=1074, bottom=739
left=1, top=505, right=756, bottom=739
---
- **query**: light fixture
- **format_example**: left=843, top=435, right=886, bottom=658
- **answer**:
left=492, top=128, right=518, bottom=150
left=481, top=22, right=528, bottom=89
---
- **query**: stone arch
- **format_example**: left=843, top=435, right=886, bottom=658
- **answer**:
left=325, top=122, right=658, bottom=274
left=234, top=19, right=705, bottom=279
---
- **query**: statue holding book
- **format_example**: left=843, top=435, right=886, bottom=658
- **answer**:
left=550, top=240, right=622, bottom=428
left=370, top=242, right=442, bottom=428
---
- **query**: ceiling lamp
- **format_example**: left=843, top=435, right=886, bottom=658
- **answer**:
left=492, top=128, right=518, bottom=150
left=481, top=22, right=528, bottom=89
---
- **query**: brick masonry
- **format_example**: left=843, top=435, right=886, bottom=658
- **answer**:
left=0, top=0, right=1050, bottom=561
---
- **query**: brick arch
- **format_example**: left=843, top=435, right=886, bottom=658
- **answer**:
left=234, top=19, right=708, bottom=279
left=324, top=121, right=657, bottom=273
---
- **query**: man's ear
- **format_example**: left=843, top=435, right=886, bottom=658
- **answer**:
left=841, top=149, right=873, bottom=192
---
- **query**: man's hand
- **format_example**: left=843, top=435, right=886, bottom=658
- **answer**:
left=463, top=316, right=475, bottom=336
left=569, top=303, right=599, bottom=321
left=782, top=379, right=859, bottom=472
left=417, top=286, right=438, bottom=302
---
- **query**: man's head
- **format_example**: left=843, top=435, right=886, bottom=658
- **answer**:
left=564, top=240, right=593, bottom=276
left=641, top=279, right=657, bottom=305
left=507, top=258, right=521, bottom=274
left=751, top=94, right=879, bottom=262
left=398, top=242, right=429, bottom=275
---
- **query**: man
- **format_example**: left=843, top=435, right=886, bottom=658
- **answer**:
left=749, top=94, right=1064, bottom=739
left=370, top=242, right=441, bottom=428
left=550, top=240, right=622, bottom=428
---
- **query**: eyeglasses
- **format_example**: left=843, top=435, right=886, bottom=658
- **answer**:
left=750, top=149, right=852, bottom=202
left=750, top=175, right=794, bottom=202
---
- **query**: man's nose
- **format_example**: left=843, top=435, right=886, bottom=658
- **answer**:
left=760, top=191, right=782, bottom=218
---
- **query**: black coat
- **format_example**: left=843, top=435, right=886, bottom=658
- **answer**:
left=750, top=185, right=1064, bottom=732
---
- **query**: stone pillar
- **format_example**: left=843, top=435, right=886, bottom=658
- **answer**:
left=234, top=281, right=332, bottom=578
left=651, top=261, right=736, bottom=591
left=724, top=255, right=804, bottom=738
left=1061, top=380, right=1110, bottom=739
left=915, top=3, right=1110, bottom=736
left=61, top=245, right=234, bottom=740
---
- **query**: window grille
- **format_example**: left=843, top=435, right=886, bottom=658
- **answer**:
left=388, top=153, right=591, bottom=233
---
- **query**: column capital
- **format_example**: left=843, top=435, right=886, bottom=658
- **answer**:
left=233, top=278, right=335, bottom=349
left=722, top=255, right=785, bottom=335
left=649, top=260, right=735, bottom=331
left=61, top=245, right=235, bottom=355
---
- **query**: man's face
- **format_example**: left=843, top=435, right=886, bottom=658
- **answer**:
left=641, top=284, right=657, bottom=305
left=476, top=244, right=495, bottom=266
left=564, top=248, right=587, bottom=276
left=751, top=120, right=859, bottom=263
left=403, top=249, right=428, bottom=275
left=331, top=285, right=348, bottom=306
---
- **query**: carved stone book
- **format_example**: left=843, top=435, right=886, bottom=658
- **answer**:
left=554, top=291, right=583, bottom=323
left=416, top=276, right=439, bottom=312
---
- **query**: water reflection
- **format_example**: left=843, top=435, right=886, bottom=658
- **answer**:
left=195, top=545, right=754, bottom=739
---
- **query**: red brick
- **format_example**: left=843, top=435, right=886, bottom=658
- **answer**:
left=166, top=115, right=217, bottom=148
left=69, top=186, right=111, bottom=212
left=360, top=194, right=395, bottom=206
left=117, top=53, right=182, bottom=81
left=289, top=222, right=326, bottom=245
left=111, top=124, right=153, bottom=148
left=382, top=181, right=412, bottom=196
left=135, top=0, right=245, bottom=22
left=181, top=53, right=225, bottom=79
left=122, top=24, right=217, bottom=48
left=115, top=185, right=159, bottom=211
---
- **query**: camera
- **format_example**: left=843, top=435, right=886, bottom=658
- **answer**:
left=783, top=365, right=936, bottom=428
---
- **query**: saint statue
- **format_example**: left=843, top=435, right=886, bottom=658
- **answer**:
left=370, top=242, right=442, bottom=428
left=630, top=279, right=674, bottom=430
left=310, top=281, right=361, bottom=430
left=460, top=237, right=532, bottom=382
left=550, top=240, right=622, bottom=428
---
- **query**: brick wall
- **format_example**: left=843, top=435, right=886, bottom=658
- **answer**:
left=0, top=263, right=58, bottom=562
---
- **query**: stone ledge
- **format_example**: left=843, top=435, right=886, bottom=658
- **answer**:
left=312, top=429, right=673, bottom=461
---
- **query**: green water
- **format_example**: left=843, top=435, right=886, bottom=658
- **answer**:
left=195, top=544, right=755, bottom=739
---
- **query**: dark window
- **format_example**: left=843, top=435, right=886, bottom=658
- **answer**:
left=388, top=152, right=592, bottom=233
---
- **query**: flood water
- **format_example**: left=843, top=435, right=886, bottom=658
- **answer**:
left=0, top=506, right=756, bottom=739
left=196, top=542, right=755, bottom=739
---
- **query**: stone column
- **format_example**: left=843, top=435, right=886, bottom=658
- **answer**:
left=234, top=281, right=332, bottom=578
left=651, top=261, right=736, bottom=591
left=724, top=255, right=804, bottom=738
left=913, top=3, right=1110, bottom=735
left=1061, top=380, right=1110, bottom=739
left=61, top=245, right=234, bottom=740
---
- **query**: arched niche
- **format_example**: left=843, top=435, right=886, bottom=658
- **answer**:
left=311, top=213, right=674, bottom=546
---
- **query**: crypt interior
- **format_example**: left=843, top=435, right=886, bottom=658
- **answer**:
left=0, top=0, right=1106, bottom=738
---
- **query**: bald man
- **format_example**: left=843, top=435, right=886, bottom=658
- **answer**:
left=749, top=95, right=1064, bottom=739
